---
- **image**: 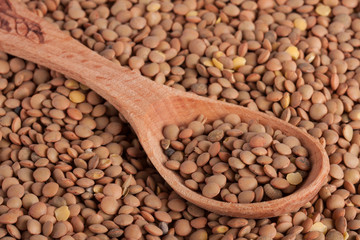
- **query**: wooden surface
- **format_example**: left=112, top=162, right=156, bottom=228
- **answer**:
left=0, top=0, right=330, bottom=218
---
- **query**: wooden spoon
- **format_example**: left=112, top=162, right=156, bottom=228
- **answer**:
left=0, top=0, right=329, bottom=218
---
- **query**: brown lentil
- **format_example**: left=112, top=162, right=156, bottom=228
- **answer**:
left=162, top=115, right=310, bottom=202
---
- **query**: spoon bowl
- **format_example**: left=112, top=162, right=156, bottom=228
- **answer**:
left=0, top=0, right=330, bottom=218
left=136, top=94, right=329, bottom=218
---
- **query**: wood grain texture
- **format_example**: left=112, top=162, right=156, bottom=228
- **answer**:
left=0, top=0, right=330, bottom=218
left=0, top=0, right=43, bottom=43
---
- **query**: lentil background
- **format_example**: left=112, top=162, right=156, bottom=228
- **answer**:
left=0, top=0, right=360, bottom=239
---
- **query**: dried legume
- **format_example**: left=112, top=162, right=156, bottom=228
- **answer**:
left=161, top=115, right=310, bottom=202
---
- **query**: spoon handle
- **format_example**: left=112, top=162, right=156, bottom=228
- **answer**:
left=0, top=0, right=165, bottom=120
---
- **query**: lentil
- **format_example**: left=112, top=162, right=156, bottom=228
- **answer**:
left=162, top=115, right=310, bottom=202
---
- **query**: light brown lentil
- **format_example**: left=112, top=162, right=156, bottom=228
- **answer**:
left=162, top=115, right=310, bottom=202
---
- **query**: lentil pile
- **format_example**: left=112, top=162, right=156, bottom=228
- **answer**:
left=0, top=0, right=359, bottom=239
left=162, top=114, right=311, bottom=202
